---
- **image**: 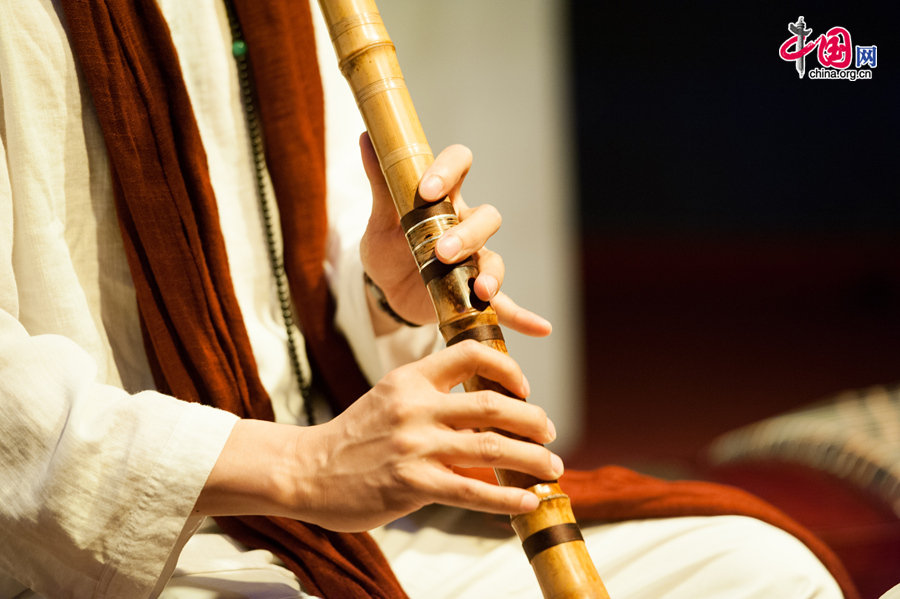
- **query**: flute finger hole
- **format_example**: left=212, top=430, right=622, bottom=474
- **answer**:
left=468, top=277, right=489, bottom=312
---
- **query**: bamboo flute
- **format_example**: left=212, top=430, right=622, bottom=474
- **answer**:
left=317, top=1, right=610, bottom=597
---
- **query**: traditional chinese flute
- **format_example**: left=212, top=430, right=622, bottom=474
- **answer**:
left=317, top=1, right=609, bottom=597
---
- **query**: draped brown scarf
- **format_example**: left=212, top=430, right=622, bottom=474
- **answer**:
left=61, top=1, right=403, bottom=597
left=59, top=1, right=859, bottom=598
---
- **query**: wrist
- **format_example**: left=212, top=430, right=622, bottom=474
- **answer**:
left=194, top=419, right=300, bottom=518
left=364, top=272, right=421, bottom=334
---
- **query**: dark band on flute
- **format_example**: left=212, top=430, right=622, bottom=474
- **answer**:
left=400, top=200, right=455, bottom=232
left=419, top=256, right=475, bottom=286
left=446, top=324, right=504, bottom=347
left=521, top=523, right=585, bottom=562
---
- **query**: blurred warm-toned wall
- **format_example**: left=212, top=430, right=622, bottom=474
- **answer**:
left=372, top=0, right=583, bottom=451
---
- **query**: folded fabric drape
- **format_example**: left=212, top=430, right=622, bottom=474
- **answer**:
left=61, top=1, right=402, bottom=596
left=458, top=465, right=859, bottom=598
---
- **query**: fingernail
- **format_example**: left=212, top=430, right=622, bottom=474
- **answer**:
left=546, top=417, right=557, bottom=442
left=521, top=374, right=531, bottom=398
left=551, top=453, right=565, bottom=477
left=481, top=275, right=498, bottom=298
left=437, top=234, right=461, bottom=259
left=420, top=175, right=443, bottom=198
left=520, top=492, right=539, bottom=512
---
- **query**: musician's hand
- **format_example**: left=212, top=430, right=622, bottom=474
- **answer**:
left=195, top=343, right=561, bottom=530
left=294, top=341, right=561, bottom=531
left=358, top=133, right=552, bottom=337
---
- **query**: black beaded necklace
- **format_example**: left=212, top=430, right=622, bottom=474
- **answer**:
left=223, top=1, right=316, bottom=426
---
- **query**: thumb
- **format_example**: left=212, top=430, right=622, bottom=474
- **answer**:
left=359, top=132, right=398, bottom=230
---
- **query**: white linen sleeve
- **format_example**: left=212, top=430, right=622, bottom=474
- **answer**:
left=315, top=8, right=441, bottom=386
left=0, top=4, right=262, bottom=596
left=328, top=227, right=443, bottom=385
left=322, top=148, right=443, bottom=385
left=0, top=114, right=238, bottom=598
left=0, top=312, right=238, bottom=599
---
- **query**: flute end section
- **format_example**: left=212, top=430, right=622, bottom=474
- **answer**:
left=512, top=482, right=612, bottom=598
left=530, top=544, right=611, bottom=599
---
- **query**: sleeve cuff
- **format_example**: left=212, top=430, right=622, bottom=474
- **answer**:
left=100, top=398, right=238, bottom=598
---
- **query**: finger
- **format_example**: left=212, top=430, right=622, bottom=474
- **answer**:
left=434, top=430, right=564, bottom=480
left=435, top=392, right=556, bottom=444
left=359, top=132, right=399, bottom=230
left=435, top=203, right=502, bottom=263
left=421, top=467, right=540, bottom=514
left=492, top=292, right=552, bottom=337
left=417, top=340, right=528, bottom=397
left=451, top=192, right=471, bottom=217
left=471, top=249, right=504, bottom=301
left=418, top=144, right=473, bottom=201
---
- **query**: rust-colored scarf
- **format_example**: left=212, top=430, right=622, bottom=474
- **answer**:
left=60, top=1, right=859, bottom=598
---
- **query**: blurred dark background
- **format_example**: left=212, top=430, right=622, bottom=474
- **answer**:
left=567, top=0, right=900, bottom=467
left=567, top=0, right=900, bottom=599
left=566, top=5, right=899, bottom=593
left=574, top=1, right=898, bottom=236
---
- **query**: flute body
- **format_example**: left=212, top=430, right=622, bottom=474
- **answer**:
left=317, top=1, right=610, bottom=597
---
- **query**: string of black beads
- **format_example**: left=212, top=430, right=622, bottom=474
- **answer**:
left=224, top=1, right=316, bottom=426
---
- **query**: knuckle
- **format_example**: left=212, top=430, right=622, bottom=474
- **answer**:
left=375, top=379, right=411, bottom=423
left=481, top=203, right=502, bottom=227
left=386, top=397, right=416, bottom=427
left=487, top=251, right=505, bottom=272
left=378, top=370, right=428, bottom=426
left=478, top=432, right=504, bottom=463
left=529, top=404, right=548, bottom=423
left=456, top=202, right=474, bottom=220
left=380, top=366, right=409, bottom=390
left=476, top=247, right=495, bottom=263
left=456, top=478, right=479, bottom=504
left=389, top=430, right=420, bottom=457
left=475, top=392, right=501, bottom=419
left=389, top=461, right=419, bottom=491
left=450, top=143, right=473, bottom=163
left=455, top=338, right=484, bottom=360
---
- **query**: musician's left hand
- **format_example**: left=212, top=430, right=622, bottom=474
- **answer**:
left=359, top=133, right=552, bottom=337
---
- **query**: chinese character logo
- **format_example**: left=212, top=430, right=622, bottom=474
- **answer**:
left=781, top=16, right=815, bottom=78
left=779, top=16, right=876, bottom=81
left=856, top=45, right=877, bottom=68
left=816, top=27, right=853, bottom=68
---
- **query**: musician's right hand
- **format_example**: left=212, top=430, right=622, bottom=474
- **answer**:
left=194, top=341, right=562, bottom=532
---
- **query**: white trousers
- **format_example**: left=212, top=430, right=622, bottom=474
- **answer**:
left=159, top=508, right=843, bottom=599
